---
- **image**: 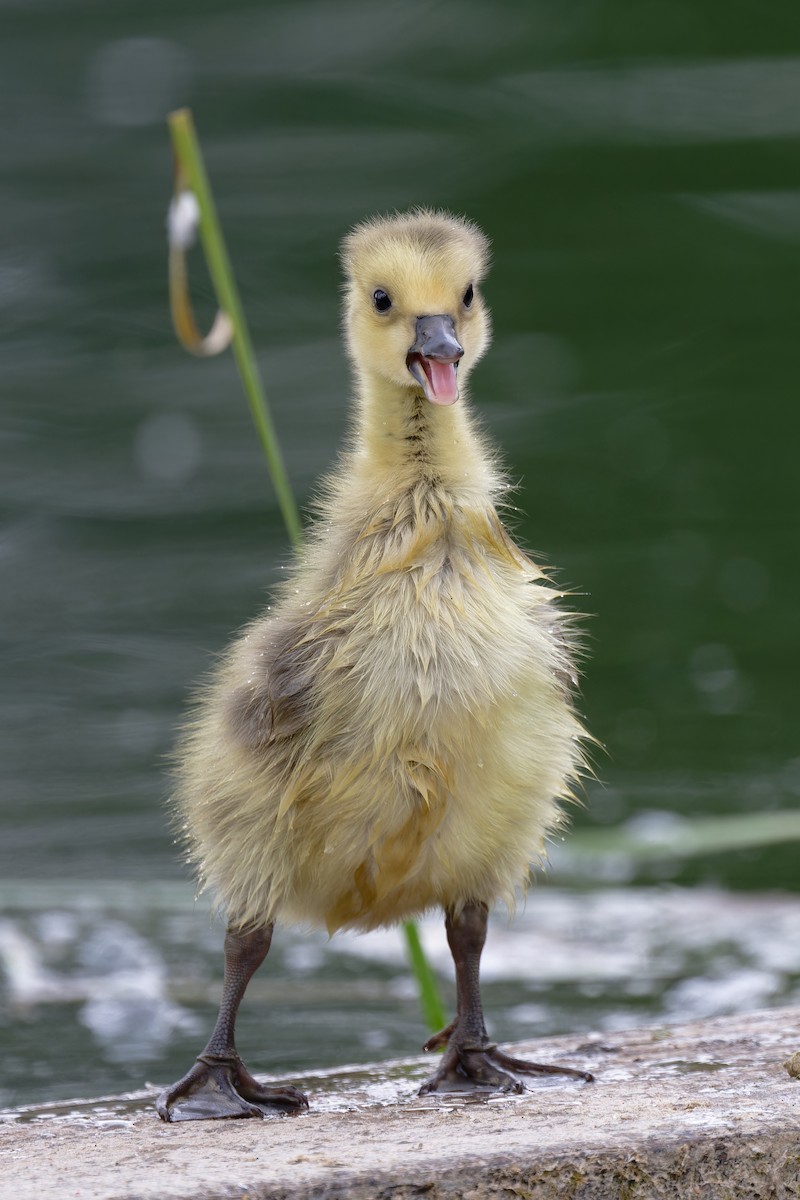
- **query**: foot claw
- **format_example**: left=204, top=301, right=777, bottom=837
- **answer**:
left=423, top=1019, right=457, bottom=1053
left=156, top=1057, right=309, bottom=1122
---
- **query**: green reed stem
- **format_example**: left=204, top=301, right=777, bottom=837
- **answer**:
left=168, top=108, right=303, bottom=548
left=166, top=108, right=445, bottom=1035
left=403, top=919, right=447, bottom=1032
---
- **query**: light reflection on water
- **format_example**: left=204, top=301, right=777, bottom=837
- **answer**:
left=1, top=884, right=798, bottom=1110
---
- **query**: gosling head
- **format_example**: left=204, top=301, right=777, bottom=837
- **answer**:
left=341, top=209, right=492, bottom=407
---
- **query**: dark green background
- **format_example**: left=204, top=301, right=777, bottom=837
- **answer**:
left=1, top=0, right=799, bottom=1108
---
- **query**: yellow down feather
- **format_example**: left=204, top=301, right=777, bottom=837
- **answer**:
left=172, top=209, right=589, bottom=938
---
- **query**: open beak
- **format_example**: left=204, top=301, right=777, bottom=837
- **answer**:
left=406, top=315, right=464, bottom=405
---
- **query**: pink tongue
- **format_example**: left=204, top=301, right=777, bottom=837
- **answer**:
left=424, top=357, right=462, bottom=405
left=426, top=359, right=459, bottom=405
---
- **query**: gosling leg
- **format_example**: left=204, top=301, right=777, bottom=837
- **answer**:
left=156, top=924, right=308, bottom=1121
left=420, top=901, right=593, bottom=1094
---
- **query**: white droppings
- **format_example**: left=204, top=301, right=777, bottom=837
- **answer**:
left=167, top=191, right=201, bottom=251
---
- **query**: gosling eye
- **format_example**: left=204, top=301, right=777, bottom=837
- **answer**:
left=372, top=288, right=392, bottom=313
left=463, top=283, right=474, bottom=309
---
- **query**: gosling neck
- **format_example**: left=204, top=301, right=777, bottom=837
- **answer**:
left=350, top=370, right=494, bottom=502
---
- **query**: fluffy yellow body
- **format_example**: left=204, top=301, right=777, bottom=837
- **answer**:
left=173, top=211, right=586, bottom=937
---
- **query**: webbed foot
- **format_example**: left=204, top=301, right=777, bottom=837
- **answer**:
left=420, top=1038, right=594, bottom=1095
left=156, top=1053, right=309, bottom=1122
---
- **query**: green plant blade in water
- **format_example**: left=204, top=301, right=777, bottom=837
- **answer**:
left=403, top=920, right=447, bottom=1032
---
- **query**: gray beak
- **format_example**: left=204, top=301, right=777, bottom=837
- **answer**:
left=408, top=315, right=464, bottom=363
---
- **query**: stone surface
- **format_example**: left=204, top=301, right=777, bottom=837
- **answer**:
left=2, top=1008, right=799, bottom=1199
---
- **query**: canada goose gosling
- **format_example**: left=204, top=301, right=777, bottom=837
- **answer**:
left=157, top=209, right=592, bottom=1121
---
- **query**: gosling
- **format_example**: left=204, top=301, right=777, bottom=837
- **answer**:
left=157, top=209, right=591, bottom=1121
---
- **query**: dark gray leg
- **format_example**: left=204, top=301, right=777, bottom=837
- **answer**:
left=156, top=924, right=308, bottom=1121
left=420, top=901, right=593, bottom=1094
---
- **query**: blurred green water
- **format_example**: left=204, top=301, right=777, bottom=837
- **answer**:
left=1, top=0, right=799, bottom=1106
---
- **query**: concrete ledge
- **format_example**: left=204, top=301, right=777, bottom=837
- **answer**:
left=2, top=1008, right=799, bottom=1199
